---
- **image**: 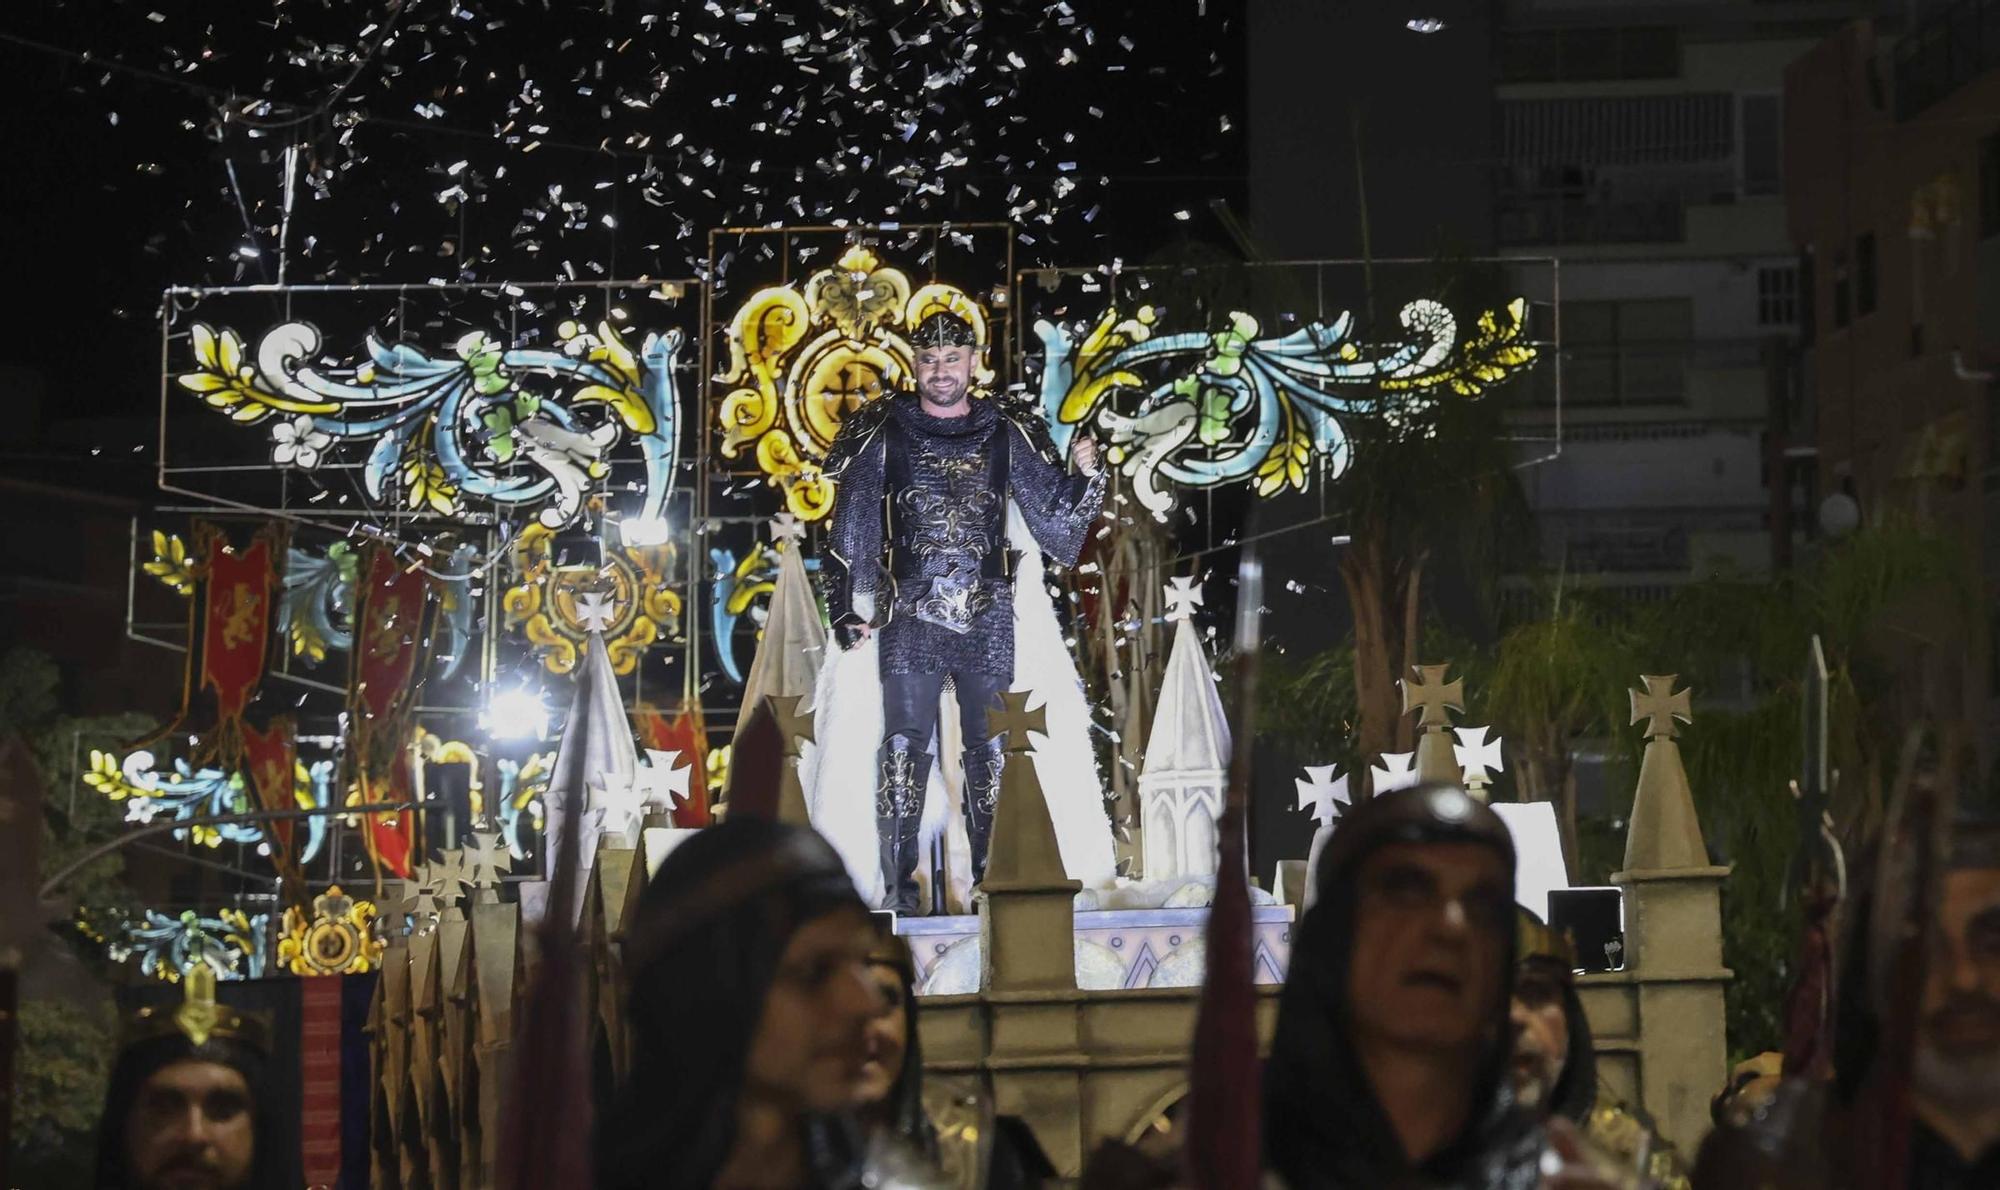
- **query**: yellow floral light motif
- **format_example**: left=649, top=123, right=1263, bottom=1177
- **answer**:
left=401, top=439, right=462, bottom=517
left=176, top=323, right=337, bottom=424
left=1378, top=298, right=1538, bottom=398
left=1055, top=305, right=1155, bottom=428
left=278, top=886, right=384, bottom=976
left=1041, top=296, right=1541, bottom=515
left=143, top=531, right=198, bottom=597
left=557, top=319, right=660, bottom=434
left=501, top=523, right=683, bottom=674
left=715, top=246, right=993, bottom=520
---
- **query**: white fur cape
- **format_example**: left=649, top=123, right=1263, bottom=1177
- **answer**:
left=799, top=502, right=1117, bottom=910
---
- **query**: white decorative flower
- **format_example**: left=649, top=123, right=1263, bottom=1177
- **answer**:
left=125, top=797, right=159, bottom=824
left=270, top=415, right=332, bottom=469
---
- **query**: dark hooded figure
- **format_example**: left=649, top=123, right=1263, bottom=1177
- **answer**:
left=1510, top=908, right=1597, bottom=1126
left=95, top=975, right=296, bottom=1190
left=1263, top=783, right=1546, bottom=1190
left=1827, top=816, right=2000, bottom=1188
left=1511, top=913, right=1686, bottom=1186
left=595, top=818, right=885, bottom=1190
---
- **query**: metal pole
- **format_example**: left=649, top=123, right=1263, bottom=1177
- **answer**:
left=37, top=802, right=414, bottom=903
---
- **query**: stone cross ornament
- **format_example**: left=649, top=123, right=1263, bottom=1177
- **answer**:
left=634, top=748, right=694, bottom=813
left=990, top=689, right=1049, bottom=755
left=769, top=511, right=806, bottom=546
left=1630, top=675, right=1693, bottom=739
left=1163, top=575, right=1203, bottom=623
left=1453, top=726, right=1505, bottom=787
left=1295, top=765, right=1351, bottom=826
left=574, top=590, right=618, bottom=633
left=463, top=830, right=513, bottom=892
left=1401, top=664, right=1465, bottom=728
left=1371, top=751, right=1421, bottom=794
left=766, top=694, right=817, bottom=757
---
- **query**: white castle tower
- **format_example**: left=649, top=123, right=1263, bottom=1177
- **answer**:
left=1137, top=577, right=1230, bottom=882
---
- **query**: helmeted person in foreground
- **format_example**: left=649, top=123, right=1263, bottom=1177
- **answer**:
left=95, top=969, right=296, bottom=1190
left=1264, top=783, right=1631, bottom=1190
left=596, top=818, right=930, bottom=1190
left=1511, top=910, right=1687, bottom=1188
left=1875, top=816, right=2000, bottom=1187
left=820, top=307, right=1106, bottom=913
left=1695, top=813, right=2000, bottom=1189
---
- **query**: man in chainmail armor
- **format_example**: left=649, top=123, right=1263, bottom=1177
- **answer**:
left=819, top=309, right=1105, bottom=914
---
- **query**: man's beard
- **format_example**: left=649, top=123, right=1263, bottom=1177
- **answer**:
left=1509, top=1059, right=1555, bottom=1111
left=919, top=380, right=967, bottom=408
left=1915, top=1020, right=2000, bottom=1108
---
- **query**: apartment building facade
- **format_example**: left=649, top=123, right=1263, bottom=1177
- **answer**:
left=1784, top=0, right=2000, bottom=732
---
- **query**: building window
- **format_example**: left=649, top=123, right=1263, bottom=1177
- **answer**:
left=1499, top=26, right=1679, bottom=83
left=1757, top=265, right=1798, bottom=326
left=1857, top=232, right=1878, bottom=317
left=1533, top=298, right=1693, bottom=407
left=1833, top=250, right=1851, bottom=328
left=1741, top=95, right=1781, bottom=196
left=1981, top=132, right=2000, bottom=239
left=1799, top=250, right=1816, bottom=343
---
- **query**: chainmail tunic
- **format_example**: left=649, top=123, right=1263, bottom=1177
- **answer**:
left=821, top=393, right=1106, bottom=678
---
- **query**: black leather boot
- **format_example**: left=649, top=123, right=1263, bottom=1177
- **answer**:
left=875, top=736, right=932, bottom=914
left=961, top=735, right=1005, bottom=885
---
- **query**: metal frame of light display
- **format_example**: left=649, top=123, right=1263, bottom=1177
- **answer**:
left=1009, top=255, right=1563, bottom=562
left=117, top=252, right=1563, bottom=979
left=121, top=281, right=705, bottom=978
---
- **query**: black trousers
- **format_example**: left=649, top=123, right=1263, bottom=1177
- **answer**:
left=881, top=669, right=1007, bottom=755
left=877, top=669, right=1008, bottom=912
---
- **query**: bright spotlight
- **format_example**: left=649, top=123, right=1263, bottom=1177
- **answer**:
left=619, top=515, right=673, bottom=547
left=483, top=688, right=550, bottom=741
left=1406, top=18, right=1447, bottom=33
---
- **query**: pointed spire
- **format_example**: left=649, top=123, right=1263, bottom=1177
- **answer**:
left=524, top=609, right=639, bottom=927
left=982, top=691, right=1068, bottom=886
left=765, top=693, right=816, bottom=827
left=1623, top=675, right=1708, bottom=870
left=728, top=523, right=827, bottom=757
left=1402, top=663, right=1464, bottom=784
left=1140, top=576, right=1230, bottom=881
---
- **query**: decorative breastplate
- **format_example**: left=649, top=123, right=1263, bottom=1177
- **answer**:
left=883, top=420, right=1011, bottom=635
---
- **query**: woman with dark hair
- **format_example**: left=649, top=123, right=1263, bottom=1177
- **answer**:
left=595, top=818, right=886, bottom=1190
left=857, top=921, right=940, bottom=1159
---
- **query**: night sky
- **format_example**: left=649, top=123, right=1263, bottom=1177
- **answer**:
left=3, top=0, right=1246, bottom=454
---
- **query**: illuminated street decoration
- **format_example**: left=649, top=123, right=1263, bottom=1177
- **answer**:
left=277, top=886, right=385, bottom=976
left=176, top=319, right=683, bottom=530
left=279, top=539, right=474, bottom=678
left=143, top=530, right=197, bottom=597
left=1034, top=299, right=1539, bottom=515
left=494, top=752, right=554, bottom=859
left=716, top=245, right=991, bottom=520
left=297, top=760, right=335, bottom=864
left=708, top=539, right=820, bottom=685
left=502, top=522, right=682, bottom=675
left=279, top=542, right=357, bottom=663
left=93, top=908, right=270, bottom=982
left=85, top=749, right=264, bottom=848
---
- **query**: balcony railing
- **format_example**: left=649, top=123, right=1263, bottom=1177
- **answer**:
left=1498, top=191, right=1685, bottom=246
